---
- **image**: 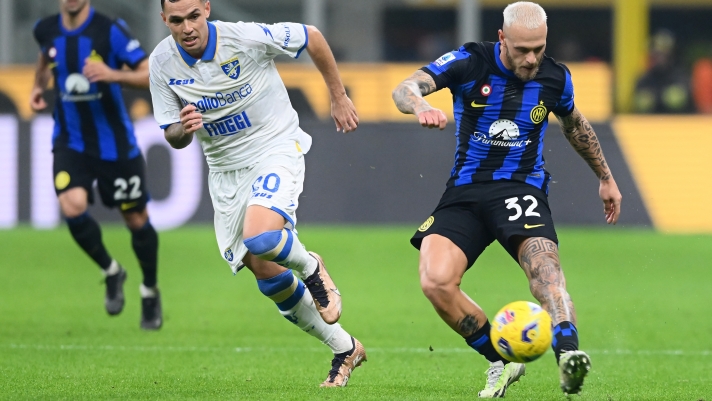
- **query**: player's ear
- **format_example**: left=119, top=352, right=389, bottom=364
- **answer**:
left=498, top=29, right=505, bottom=45
left=204, top=0, right=211, bottom=18
left=161, top=12, right=168, bottom=26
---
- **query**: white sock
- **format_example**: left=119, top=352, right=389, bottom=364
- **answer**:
left=285, top=235, right=318, bottom=279
left=103, top=260, right=120, bottom=276
left=140, top=284, right=158, bottom=298
left=245, top=229, right=318, bottom=279
left=280, top=286, right=352, bottom=354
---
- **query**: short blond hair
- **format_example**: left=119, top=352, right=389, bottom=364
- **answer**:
left=503, top=2, right=547, bottom=30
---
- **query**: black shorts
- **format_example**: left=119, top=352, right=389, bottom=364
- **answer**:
left=411, top=180, right=558, bottom=267
left=53, top=148, right=149, bottom=213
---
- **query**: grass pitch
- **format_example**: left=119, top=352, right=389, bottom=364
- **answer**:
left=0, top=225, right=710, bottom=400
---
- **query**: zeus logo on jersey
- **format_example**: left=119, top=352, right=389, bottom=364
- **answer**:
left=179, top=84, right=253, bottom=113
left=203, top=111, right=253, bottom=137
left=168, top=78, right=195, bottom=86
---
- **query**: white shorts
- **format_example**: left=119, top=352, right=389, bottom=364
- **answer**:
left=208, top=152, right=305, bottom=274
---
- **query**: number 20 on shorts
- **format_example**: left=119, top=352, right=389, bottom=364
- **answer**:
left=252, top=173, right=281, bottom=199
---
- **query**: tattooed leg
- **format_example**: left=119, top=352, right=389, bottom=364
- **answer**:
left=516, top=237, right=576, bottom=325
left=419, top=235, right=488, bottom=337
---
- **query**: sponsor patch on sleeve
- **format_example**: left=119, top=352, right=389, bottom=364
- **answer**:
left=434, top=52, right=456, bottom=67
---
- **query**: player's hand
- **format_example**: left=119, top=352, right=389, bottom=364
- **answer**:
left=29, top=87, right=47, bottom=112
left=416, top=108, right=447, bottom=130
left=599, top=178, right=622, bottom=224
left=180, top=105, right=203, bottom=134
left=331, top=93, right=359, bottom=133
left=83, top=59, right=116, bottom=83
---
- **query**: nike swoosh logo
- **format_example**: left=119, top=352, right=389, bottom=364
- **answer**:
left=471, top=102, right=491, bottom=108
left=524, top=224, right=545, bottom=229
left=120, top=202, right=138, bottom=211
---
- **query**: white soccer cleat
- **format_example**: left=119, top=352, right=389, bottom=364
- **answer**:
left=559, top=350, right=592, bottom=395
left=478, top=361, right=525, bottom=398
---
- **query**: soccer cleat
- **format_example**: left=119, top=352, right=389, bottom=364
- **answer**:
left=320, top=337, right=367, bottom=388
left=105, top=267, right=127, bottom=315
left=304, top=252, right=342, bottom=324
left=140, top=290, right=163, bottom=330
left=559, top=350, right=591, bottom=395
left=478, top=361, right=526, bottom=398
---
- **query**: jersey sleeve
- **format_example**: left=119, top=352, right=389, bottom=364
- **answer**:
left=149, top=57, right=181, bottom=129
left=552, top=65, right=575, bottom=117
left=32, top=18, right=50, bottom=51
left=420, top=48, right=472, bottom=90
left=240, top=22, right=309, bottom=60
left=110, top=19, right=148, bottom=69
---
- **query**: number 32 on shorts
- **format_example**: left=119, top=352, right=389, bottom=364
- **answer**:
left=504, top=196, right=541, bottom=221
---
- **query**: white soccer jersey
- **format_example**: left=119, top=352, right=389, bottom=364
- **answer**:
left=149, top=21, right=312, bottom=171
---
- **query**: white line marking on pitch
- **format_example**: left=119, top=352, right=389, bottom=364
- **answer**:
left=2, top=344, right=710, bottom=356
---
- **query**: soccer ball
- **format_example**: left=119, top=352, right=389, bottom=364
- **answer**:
left=490, top=301, right=553, bottom=363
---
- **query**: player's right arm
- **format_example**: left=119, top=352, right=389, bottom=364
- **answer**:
left=164, top=105, right=202, bottom=149
left=29, top=51, right=51, bottom=112
left=149, top=51, right=197, bottom=149
left=392, top=70, right=447, bottom=130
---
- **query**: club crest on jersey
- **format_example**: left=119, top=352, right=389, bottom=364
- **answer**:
left=224, top=248, right=234, bottom=262
left=221, top=57, right=241, bottom=80
left=530, top=101, right=548, bottom=124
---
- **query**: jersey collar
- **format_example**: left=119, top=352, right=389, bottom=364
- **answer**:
left=176, top=21, right=218, bottom=67
left=59, top=6, right=95, bottom=36
left=494, top=42, right=516, bottom=78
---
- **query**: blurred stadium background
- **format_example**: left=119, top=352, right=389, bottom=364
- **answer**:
left=1, top=1, right=712, bottom=399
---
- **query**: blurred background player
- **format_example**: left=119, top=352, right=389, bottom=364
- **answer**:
left=30, top=0, right=162, bottom=329
left=150, top=0, right=365, bottom=387
left=634, top=29, right=695, bottom=114
left=393, top=1, right=622, bottom=397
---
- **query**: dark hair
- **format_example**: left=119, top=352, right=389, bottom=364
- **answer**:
left=161, top=0, right=207, bottom=9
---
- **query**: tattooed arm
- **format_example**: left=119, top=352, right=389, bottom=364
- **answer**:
left=556, top=108, right=622, bottom=224
left=392, top=70, right=448, bottom=130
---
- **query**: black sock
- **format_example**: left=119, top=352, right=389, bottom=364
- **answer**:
left=131, top=220, right=159, bottom=288
left=552, top=321, right=579, bottom=362
left=66, top=212, right=112, bottom=270
left=465, top=320, right=508, bottom=364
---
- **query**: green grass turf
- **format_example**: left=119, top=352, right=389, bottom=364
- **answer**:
left=0, top=225, right=710, bottom=400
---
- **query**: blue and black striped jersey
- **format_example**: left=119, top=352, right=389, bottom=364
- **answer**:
left=422, top=41, right=575, bottom=193
left=33, top=8, right=147, bottom=161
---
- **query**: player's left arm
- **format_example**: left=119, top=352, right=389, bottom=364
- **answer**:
left=83, top=58, right=149, bottom=88
left=304, top=25, right=358, bottom=133
left=556, top=108, right=622, bottom=224
left=83, top=19, right=149, bottom=88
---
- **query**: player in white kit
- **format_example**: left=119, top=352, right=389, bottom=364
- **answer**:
left=150, top=0, right=365, bottom=387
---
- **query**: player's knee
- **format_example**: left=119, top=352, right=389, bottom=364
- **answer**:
left=122, top=209, right=148, bottom=231
left=58, top=195, right=88, bottom=218
left=419, top=266, right=458, bottom=302
left=244, top=229, right=293, bottom=262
